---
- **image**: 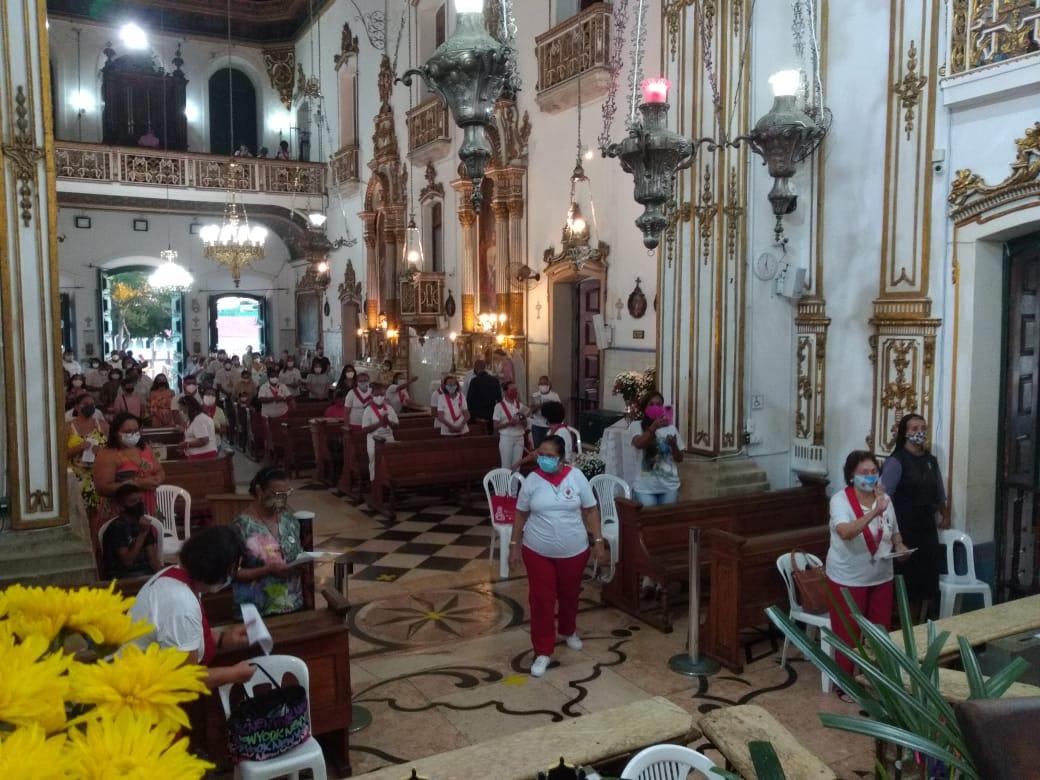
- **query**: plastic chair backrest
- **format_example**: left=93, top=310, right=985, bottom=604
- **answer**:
left=97, top=515, right=164, bottom=574
left=621, top=743, right=717, bottom=779
left=941, top=529, right=978, bottom=583
left=589, top=473, right=631, bottom=524
left=568, top=426, right=583, bottom=457
left=776, top=551, right=823, bottom=614
left=483, top=468, right=524, bottom=511
left=218, top=654, right=311, bottom=720
left=155, top=484, right=192, bottom=541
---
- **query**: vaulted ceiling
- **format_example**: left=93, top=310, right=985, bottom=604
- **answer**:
left=46, top=0, right=332, bottom=44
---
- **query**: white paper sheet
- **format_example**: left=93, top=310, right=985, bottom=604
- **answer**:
left=879, top=547, right=917, bottom=560
left=287, top=550, right=337, bottom=567
left=240, top=603, right=273, bottom=655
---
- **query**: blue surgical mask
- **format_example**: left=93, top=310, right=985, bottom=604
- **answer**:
left=537, top=455, right=560, bottom=474
left=853, top=474, right=879, bottom=491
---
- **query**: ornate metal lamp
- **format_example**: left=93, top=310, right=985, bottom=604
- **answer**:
left=199, top=191, right=267, bottom=288
left=603, top=78, right=694, bottom=250
left=400, top=0, right=518, bottom=208
left=148, top=248, right=194, bottom=294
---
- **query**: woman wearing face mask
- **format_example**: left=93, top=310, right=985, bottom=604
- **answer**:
left=305, top=361, right=331, bottom=401
left=881, top=414, right=947, bottom=622
left=148, top=374, right=176, bottom=427
left=112, top=374, right=146, bottom=420
left=386, top=372, right=418, bottom=414
left=345, top=372, right=373, bottom=429
left=66, top=392, right=110, bottom=516
left=232, top=467, right=304, bottom=616
left=85, top=359, right=107, bottom=398
left=494, top=381, right=531, bottom=469
left=629, top=392, right=685, bottom=506
left=234, top=368, right=259, bottom=402
left=437, top=375, right=470, bottom=436
left=258, top=369, right=290, bottom=422
left=508, top=436, right=609, bottom=677
left=100, top=368, right=123, bottom=414
left=177, top=396, right=218, bottom=460
left=200, top=388, right=228, bottom=450
left=361, top=383, right=400, bottom=480
left=130, top=526, right=256, bottom=688
left=65, top=373, right=89, bottom=417
left=62, top=350, right=82, bottom=377
left=93, top=413, right=165, bottom=538
left=215, top=360, right=237, bottom=397
left=530, top=376, right=561, bottom=447
left=280, top=357, right=302, bottom=397
left=336, top=364, right=358, bottom=391
left=827, top=451, right=910, bottom=683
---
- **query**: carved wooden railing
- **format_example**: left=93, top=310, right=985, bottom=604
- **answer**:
left=535, top=2, right=613, bottom=94
left=406, top=96, right=450, bottom=154
left=330, top=144, right=360, bottom=185
left=949, top=0, right=1040, bottom=76
left=54, top=142, right=326, bottom=195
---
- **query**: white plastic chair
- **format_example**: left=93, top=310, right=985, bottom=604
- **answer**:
left=155, top=484, right=192, bottom=562
left=589, top=473, right=631, bottom=581
left=939, top=529, right=993, bottom=618
left=483, top=468, right=525, bottom=578
left=621, top=744, right=717, bottom=779
left=218, top=655, right=327, bottom=780
left=776, top=551, right=834, bottom=693
left=98, top=515, right=164, bottom=576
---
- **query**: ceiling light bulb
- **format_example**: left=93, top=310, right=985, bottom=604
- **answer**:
left=120, top=22, right=149, bottom=50
left=454, top=0, right=484, bottom=13
left=250, top=226, right=268, bottom=243
left=317, top=261, right=329, bottom=273
left=769, top=69, right=801, bottom=97
left=308, top=212, right=327, bottom=228
left=199, top=224, right=220, bottom=243
left=407, top=249, right=421, bottom=263
left=584, top=147, right=594, bottom=160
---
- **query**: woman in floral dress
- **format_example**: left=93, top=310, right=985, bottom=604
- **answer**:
left=66, top=392, right=110, bottom=515
left=232, top=466, right=304, bottom=616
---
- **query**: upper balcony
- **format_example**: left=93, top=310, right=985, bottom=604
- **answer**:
left=535, top=2, right=613, bottom=113
left=407, top=96, right=452, bottom=166
left=948, top=0, right=1039, bottom=79
left=330, top=144, right=361, bottom=197
left=54, top=142, right=327, bottom=207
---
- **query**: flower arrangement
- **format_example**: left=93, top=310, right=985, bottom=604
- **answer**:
left=573, top=451, right=606, bottom=479
left=0, top=582, right=214, bottom=779
left=612, top=367, right=657, bottom=417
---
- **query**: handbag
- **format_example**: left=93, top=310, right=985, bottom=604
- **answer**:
left=790, top=548, right=830, bottom=614
left=226, top=663, right=311, bottom=763
left=490, top=494, right=518, bottom=525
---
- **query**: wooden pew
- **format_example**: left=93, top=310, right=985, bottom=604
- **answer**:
left=369, top=435, right=501, bottom=520
left=160, top=453, right=236, bottom=526
left=185, top=608, right=352, bottom=775
left=601, top=476, right=828, bottom=632
left=704, top=524, right=830, bottom=671
left=268, top=400, right=328, bottom=476
left=309, top=418, right=347, bottom=485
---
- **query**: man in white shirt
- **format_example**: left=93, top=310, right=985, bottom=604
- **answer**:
left=493, top=381, right=530, bottom=468
left=215, top=360, right=237, bottom=397
left=345, top=372, right=373, bottom=428
left=436, top=375, right=470, bottom=435
left=257, top=370, right=289, bottom=419
left=530, top=376, right=561, bottom=446
left=360, top=383, right=400, bottom=480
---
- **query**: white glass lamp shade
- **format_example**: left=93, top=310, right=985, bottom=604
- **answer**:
left=403, top=217, right=424, bottom=272
left=308, top=212, right=328, bottom=228
left=249, top=225, right=268, bottom=243
left=199, top=224, right=220, bottom=243
left=769, top=69, right=801, bottom=97
left=120, top=22, right=149, bottom=50
left=148, top=251, right=194, bottom=293
left=564, top=161, right=597, bottom=246
left=454, top=0, right=484, bottom=13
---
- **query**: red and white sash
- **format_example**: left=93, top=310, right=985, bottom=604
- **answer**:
left=353, top=387, right=372, bottom=405
left=499, top=400, right=519, bottom=422
left=443, top=392, right=463, bottom=422
left=844, top=485, right=883, bottom=557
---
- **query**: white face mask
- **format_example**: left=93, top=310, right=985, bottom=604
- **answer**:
left=203, top=395, right=217, bottom=406
left=538, top=384, right=550, bottom=394
left=120, top=432, right=141, bottom=447
left=313, top=368, right=322, bottom=374
left=358, top=382, right=370, bottom=391
left=373, top=395, right=386, bottom=406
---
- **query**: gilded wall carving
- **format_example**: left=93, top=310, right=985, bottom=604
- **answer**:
left=948, top=122, right=1040, bottom=221
left=949, top=0, right=1040, bottom=75
left=2, top=87, right=45, bottom=226
left=262, top=47, right=296, bottom=110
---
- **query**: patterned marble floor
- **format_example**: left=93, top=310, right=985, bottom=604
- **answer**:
left=281, top=483, right=877, bottom=779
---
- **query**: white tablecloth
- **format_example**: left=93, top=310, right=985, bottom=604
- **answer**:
left=599, top=418, right=640, bottom=488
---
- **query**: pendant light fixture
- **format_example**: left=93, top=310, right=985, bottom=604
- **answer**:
left=402, top=6, right=424, bottom=282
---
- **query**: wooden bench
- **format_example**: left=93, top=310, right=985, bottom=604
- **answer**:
left=704, top=524, right=829, bottom=670
left=356, top=697, right=693, bottom=780
left=369, top=435, right=501, bottom=520
left=699, top=704, right=836, bottom=779
left=601, top=476, right=828, bottom=632
left=267, top=400, right=329, bottom=476
left=160, top=453, right=235, bottom=526
left=309, top=418, right=347, bottom=485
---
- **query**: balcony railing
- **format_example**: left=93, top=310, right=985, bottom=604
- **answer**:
left=330, top=144, right=360, bottom=185
left=406, top=96, right=451, bottom=163
left=535, top=3, right=612, bottom=111
left=54, top=143, right=326, bottom=196
left=949, top=0, right=1040, bottom=76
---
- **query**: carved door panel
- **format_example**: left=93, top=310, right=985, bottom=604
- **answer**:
left=575, top=279, right=601, bottom=418
left=1000, top=233, right=1040, bottom=599
left=98, top=270, right=115, bottom=356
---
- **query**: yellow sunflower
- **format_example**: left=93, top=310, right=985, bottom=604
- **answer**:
left=0, top=582, right=150, bottom=647
left=0, top=584, right=74, bottom=642
left=0, top=724, right=69, bottom=779
left=0, top=625, right=71, bottom=734
left=64, top=711, right=213, bottom=780
left=69, top=644, right=209, bottom=730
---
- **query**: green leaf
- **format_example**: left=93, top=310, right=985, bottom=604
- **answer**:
left=709, top=770, right=744, bottom=780
left=748, top=741, right=786, bottom=780
left=957, top=636, right=988, bottom=699
left=819, top=714, right=978, bottom=780
left=894, top=575, right=917, bottom=659
left=981, top=657, right=1030, bottom=699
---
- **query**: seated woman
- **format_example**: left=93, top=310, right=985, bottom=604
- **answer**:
left=200, top=389, right=228, bottom=451
left=93, top=412, right=165, bottom=539
left=629, top=391, right=685, bottom=506
left=101, top=483, right=162, bottom=579
left=130, top=526, right=256, bottom=688
left=147, top=374, right=176, bottom=427
left=178, top=395, right=218, bottom=460
left=232, top=467, right=304, bottom=617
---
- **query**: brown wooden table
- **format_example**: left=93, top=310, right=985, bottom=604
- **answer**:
left=186, top=608, right=353, bottom=775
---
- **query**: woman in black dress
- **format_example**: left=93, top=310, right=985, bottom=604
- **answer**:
left=881, top=413, right=948, bottom=621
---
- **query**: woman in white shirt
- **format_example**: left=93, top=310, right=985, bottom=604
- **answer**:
left=529, top=376, right=560, bottom=447
left=436, top=375, right=470, bottom=436
left=493, top=381, right=530, bottom=468
left=508, top=436, right=609, bottom=677
left=827, top=450, right=910, bottom=681
left=178, top=396, right=218, bottom=460
left=628, top=392, right=685, bottom=505
left=387, top=372, right=419, bottom=414
left=361, top=383, right=400, bottom=479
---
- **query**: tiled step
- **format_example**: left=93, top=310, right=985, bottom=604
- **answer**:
left=0, top=527, right=97, bottom=588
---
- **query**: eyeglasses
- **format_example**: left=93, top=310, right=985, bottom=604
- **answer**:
left=272, top=489, right=294, bottom=500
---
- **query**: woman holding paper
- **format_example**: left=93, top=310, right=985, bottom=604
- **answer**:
left=232, top=466, right=304, bottom=616
left=826, top=450, right=910, bottom=682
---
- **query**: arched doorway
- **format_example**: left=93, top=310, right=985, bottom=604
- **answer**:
left=208, top=68, right=257, bottom=155
left=98, top=264, right=183, bottom=378
left=208, top=294, right=267, bottom=358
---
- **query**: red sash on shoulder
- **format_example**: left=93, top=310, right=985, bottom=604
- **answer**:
left=499, top=400, right=517, bottom=422
left=535, top=464, right=572, bottom=488
left=844, top=485, right=883, bottom=557
left=443, top=392, right=462, bottom=422
left=353, top=387, right=371, bottom=404
left=158, top=566, right=215, bottom=665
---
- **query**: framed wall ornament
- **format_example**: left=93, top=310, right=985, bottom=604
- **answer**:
left=627, top=278, right=647, bottom=318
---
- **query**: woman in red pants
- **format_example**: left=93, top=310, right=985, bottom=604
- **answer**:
left=508, top=435, right=609, bottom=677
left=827, top=450, right=911, bottom=687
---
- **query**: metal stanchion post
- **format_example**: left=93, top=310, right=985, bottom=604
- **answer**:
left=668, top=527, right=720, bottom=676
left=350, top=704, right=373, bottom=733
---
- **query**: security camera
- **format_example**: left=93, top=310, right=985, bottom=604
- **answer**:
left=931, top=148, right=945, bottom=175
left=933, top=161, right=944, bottom=175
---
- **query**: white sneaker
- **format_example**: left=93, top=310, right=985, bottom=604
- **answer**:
left=560, top=633, right=583, bottom=651
left=530, top=655, right=551, bottom=677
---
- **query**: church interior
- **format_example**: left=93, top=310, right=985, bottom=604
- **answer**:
left=1, top=0, right=1039, bottom=777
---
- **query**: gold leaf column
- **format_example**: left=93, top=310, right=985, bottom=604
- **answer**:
left=869, top=0, right=942, bottom=454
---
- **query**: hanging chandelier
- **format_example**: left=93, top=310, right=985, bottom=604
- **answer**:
left=149, top=248, right=194, bottom=293
left=199, top=190, right=267, bottom=288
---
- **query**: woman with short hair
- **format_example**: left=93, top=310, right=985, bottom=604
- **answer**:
left=508, top=435, right=608, bottom=677
left=178, top=395, right=218, bottom=460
